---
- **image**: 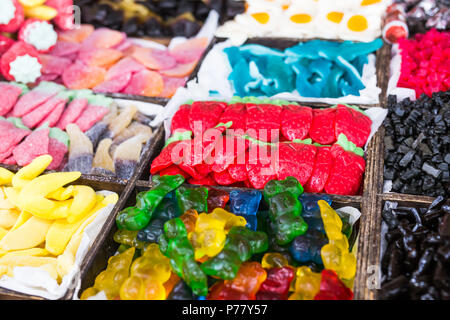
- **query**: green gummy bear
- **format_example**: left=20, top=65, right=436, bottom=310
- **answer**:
left=116, top=174, right=185, bottom=230
left=175, top=185, right=208, bottom=214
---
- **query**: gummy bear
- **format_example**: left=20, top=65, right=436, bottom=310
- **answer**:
left=119, top=243, right=171, bottom=300
left=208, top=262, right=267, bottom=300
left=80, top=247, right=135, bottom=300
left=229, top=189, right=262, bottom=231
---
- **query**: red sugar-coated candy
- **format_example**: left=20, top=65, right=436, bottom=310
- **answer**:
left=397, top=29, right=450, bottom=98
left=159, top=164, right=190, bottom=179
left=13, top=128, right=49, bottom=167
left=0, top=41, right=41, bottom=82
left=0, top=0, right=24, bottom=33
left=171, top=104, right=192, bottom=133
left=0, top=35, right=15, bottom=55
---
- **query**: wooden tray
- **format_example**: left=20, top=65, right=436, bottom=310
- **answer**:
left=0, top=177, right=130, bottom=300
left=353, top=115, right=449, bottom=300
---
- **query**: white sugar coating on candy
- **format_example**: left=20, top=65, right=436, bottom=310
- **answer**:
left=24, top=21, right=58, bottom=51
left=216, top=0, right=391, bottom=42
left=0, top=0, right=16, bottom=25
left=9, top=54, right=42, bottom=84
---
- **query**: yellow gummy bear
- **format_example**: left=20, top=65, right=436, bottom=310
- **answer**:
left=189, top=213, right=226, bottom=261
left=261, top=252, right=289, bottom=269
left=120, top=243, right=171, bottom=300
left=318, top=200, right=357, bottom=281
left=289, top=266, right=321, bottom=300
left=210, top=208, right=247, bottom=231
left=81, top=247, right=135, bottom=300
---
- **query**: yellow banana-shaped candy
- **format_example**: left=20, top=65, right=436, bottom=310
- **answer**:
left=12, top=155, right=52, bottom=188
left=18, top=0, right=46, bottom=8
left=47, top=186, right=74, bottom=201
left=67, top=185, right=97, bottom=223
left=10, top=211, right=32, bottom=231
left=0, top=216, right=52, bottom=251
left=19, top=172, right=81, bottom=218
left=24, top=5, right=58, bottom=20
left=0, top=168, right=14, bottom=186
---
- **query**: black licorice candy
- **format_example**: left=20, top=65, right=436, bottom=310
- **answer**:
left=384, top=91, right=450, bottom=197
left=379, top=197, right=450, bottom=300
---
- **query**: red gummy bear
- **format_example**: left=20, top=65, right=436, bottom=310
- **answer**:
left=314, top=269, right=353, bottom=300
left=206, top=187, right=230, bottom=211
left=208, top=262, right=267, bottom=300
left=255, top=267, right=295, bottom=300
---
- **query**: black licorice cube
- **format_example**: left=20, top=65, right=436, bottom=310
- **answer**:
left=384, top=92, right=450, bottom=197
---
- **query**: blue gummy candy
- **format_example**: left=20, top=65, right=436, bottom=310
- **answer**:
left=299, top=193, right=332, bottom=219
left=229, top=189, right=262, bottom=216
left=224, top=38, right=382, bottom=99
left=289, top=229, right=328, bottom=265
left=229, top=189, right=262, bottom=230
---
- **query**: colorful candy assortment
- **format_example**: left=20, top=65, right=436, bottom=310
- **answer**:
left=216, top=0, right=391, bottom=42
left=0, top=81, right=155, bottom=179
left=394, top=29, right=449, bottom=98
left=0, top=0, right=448, bottom=302
left=0, top=23, right=208, bottom=97
left=35, top=25, right=209, bottom=97
left=0, top=0, right=74, bottom=83
left=379, top=196, right=449, bottom=300
left=0, top=0, right=73, bottom=32
left=76, top=0, right=244, bottom=38
left=0, top=156, right=118, bottom=285
left=81, top=175, right=357, bottom=300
